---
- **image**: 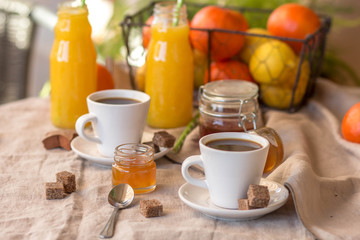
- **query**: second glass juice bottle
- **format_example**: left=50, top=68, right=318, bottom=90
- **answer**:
left=145, top=2, right=194, bottom=128
left=50, top=1, right=97, bottom=129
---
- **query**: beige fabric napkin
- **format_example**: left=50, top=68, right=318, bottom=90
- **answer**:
left=0, top=78, right=358, bottom=239
left=168, top=78, right=360, bottom=239
left=0, top=96, right=311, bottom=239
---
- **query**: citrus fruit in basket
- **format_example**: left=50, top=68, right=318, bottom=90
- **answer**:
left=238, top=28, right=272, bottom=64
left=342, top=102, right=360, bottom=143
left=193, top=48, right=208, bottom=88
left=204, top=60, right=254, bottom=84
left=97, top=63, right=115, bottom=91
left=142, top=15, right=154, bottom=49
left=249, top=40, right=296, bottom=85
left=259, top=58, right=310, bottom=109
left=190, top=6, right=248, bottom=61
left=267, top=3, right=321, bottom=54
left=135, top=63, right=146, bottom=91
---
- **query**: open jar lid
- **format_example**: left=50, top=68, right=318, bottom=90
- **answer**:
left=200, top=80, right=259, bottom=103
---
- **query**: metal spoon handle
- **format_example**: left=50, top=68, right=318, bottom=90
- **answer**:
left=99, top=208, right=119, bottom=239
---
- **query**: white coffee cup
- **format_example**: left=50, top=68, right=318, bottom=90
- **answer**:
left=75, top=89, right=150, bottom=157
left=181, top=132, right=269, bottom=209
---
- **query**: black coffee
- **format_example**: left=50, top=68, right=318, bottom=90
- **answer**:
left=206, top=138, right=262, bottom=152
left=96, top=97, right=141, bottom=105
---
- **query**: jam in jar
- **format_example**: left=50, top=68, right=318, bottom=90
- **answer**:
left=112, top=143, right=156, bottom=194
left=199, top=80, right=263, bottom=137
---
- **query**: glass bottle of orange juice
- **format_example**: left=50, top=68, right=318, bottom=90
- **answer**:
left=145, top=2, right=194, bottom=128
left=50, top=1, right=97, bottom=129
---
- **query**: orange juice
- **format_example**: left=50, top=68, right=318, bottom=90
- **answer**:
left=50, top=2, right=97, bottom=129
left=145, top=2, right=194, bottom=128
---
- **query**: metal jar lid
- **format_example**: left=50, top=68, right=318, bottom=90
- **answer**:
left=199, top=80, right=260, bottom=130
left=200, top=80, right=259, bottom=103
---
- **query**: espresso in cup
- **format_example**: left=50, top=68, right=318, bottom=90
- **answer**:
left=95, top=97, right=141, bottom=105
left=182, top=132, right=269, bottom=209
left=205, top=138, right=262, bottom=152
left=75, top=89, right=150, bottom=157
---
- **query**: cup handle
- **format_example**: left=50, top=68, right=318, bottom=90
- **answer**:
left=75, top=113, right=102, bottom=144
left=181, top=155, right=207, bottom=189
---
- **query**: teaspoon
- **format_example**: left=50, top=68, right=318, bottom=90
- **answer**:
left=99, top=183, right=134, bottom=239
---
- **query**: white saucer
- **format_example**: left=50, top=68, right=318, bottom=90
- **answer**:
left=71, top=136, right=171, bottom=166
left=178, top=178, right=289, bottom=221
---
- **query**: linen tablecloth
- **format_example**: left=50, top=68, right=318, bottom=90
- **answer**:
left=0, top=78, right=359, bottom=239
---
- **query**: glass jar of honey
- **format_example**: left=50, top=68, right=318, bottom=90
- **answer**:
left=112, top=143, right=156, bottom=194
left=199, top=80, right=264, bottom=137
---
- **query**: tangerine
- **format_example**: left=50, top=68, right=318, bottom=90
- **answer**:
left=204, top=60, right=254, bottom=84
left=190, top=6, right=248, bottom=61
left=97, top=63, right=115, bottom=91
left=142, top=15, right=154, bottom=49
left=342, top=102, right=360, bottom=143
left=267, top=3, right=321, bottom=53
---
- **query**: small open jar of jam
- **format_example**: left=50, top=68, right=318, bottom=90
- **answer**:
left=199, top=80, right=264, bottom=137
left=112, top=143, right=156, bottom=194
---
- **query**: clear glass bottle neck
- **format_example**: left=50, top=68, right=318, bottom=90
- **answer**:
left=153, top=1, right=187, bottom=26
left=57, top=1, right=88, bottom=17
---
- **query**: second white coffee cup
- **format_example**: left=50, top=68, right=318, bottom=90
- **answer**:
left=182, top=132, right=269, bottom=209
left=75, top=89, right=150, bottom=157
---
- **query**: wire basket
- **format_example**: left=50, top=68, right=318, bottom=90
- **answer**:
left=120, top=1, right=331, bottom=112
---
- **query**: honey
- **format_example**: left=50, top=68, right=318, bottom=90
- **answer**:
left=112, top=144, right=156, bottom=194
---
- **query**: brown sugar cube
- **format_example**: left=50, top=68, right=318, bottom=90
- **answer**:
left=238, top=199, right=256, bottom=210
left=56, top=171, right=76, bottom=193
left=247, top=184, right=270, bottom=208
left=42, top=130, right=78, bottom=151
left=152, top=131, right=176, bottom=148
left=45, top=182, right=65, bottom=200
left=140, top=199, right=163, bottom=218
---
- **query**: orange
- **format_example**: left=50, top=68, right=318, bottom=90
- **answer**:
left=267, top=3, right=321, bottom=53
left=190, top=6, right=248, bottom=61
left=142, top=15, right=153, bottom=49
left=97, top=63, right=115, bottom=91
left=204, top=60, right=254, bottom=84
left=342, top=102, right=360, bottom=143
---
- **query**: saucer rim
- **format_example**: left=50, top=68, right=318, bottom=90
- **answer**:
left=178, top=178, right=289, bottom=221
left=71, top=136, right=171, bottom=166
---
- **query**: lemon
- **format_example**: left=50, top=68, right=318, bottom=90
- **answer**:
left=260, top=58, right=310, bottom=109
left=238, top=28, right=272, bottom=64
left=249, top=40, right=296, bottom=85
